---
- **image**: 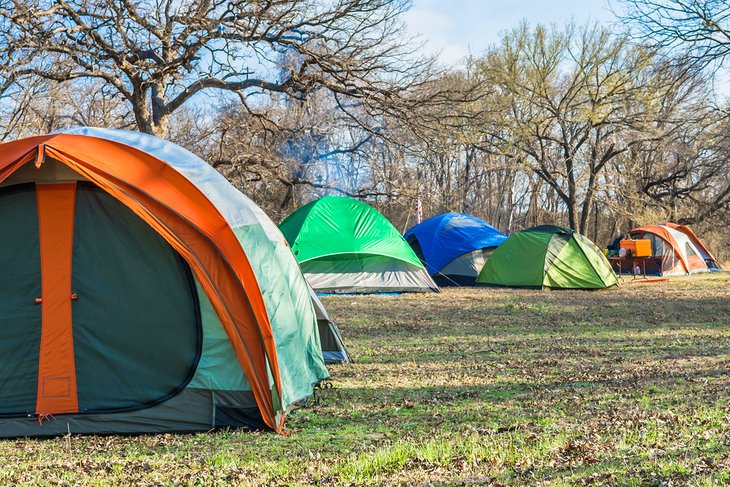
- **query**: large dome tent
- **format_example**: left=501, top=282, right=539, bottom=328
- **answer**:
left=279, top=196, right=438, bottom=293
left=477, top=225, right=618, bottom=289
left=0, top=128, right=328, bottom=437
left=405, top=212, right=508, bottom=286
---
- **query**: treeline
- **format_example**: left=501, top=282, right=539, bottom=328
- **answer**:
left=0, top=0, right=728, bottom=259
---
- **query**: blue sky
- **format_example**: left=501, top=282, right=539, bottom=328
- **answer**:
left=404, top=0, right=615, bottom=65
left=404, top=0, right=730, bottom=97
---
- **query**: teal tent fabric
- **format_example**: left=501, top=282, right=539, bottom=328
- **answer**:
left=0, top=185, right=41, bottom=415
left=72, top=186, right=201, bottom=412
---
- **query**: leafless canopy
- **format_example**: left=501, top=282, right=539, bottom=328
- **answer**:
left=617, top=0, right=730, bottom=67
left=0, top=0, right=434, bottom=136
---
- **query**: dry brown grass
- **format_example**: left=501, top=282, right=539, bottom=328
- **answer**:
left=0, top=273, right=727, bottom=485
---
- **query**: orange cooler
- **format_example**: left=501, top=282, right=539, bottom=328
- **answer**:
left=620, top=239, right=651, bottom=257
left=634, top=239, right=651, bottom=257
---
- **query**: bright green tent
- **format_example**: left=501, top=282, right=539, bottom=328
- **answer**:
left=476, top=225, right=618, bottom=289
left=280, top=196, right=438, bottom=293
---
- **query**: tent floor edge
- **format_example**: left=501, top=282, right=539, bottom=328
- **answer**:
left=0, top=388, right=269, bottom=438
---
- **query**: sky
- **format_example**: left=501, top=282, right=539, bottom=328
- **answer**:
left=404, top=0, right=730, bottom=97
left=404, top=0, right=616, bottom=66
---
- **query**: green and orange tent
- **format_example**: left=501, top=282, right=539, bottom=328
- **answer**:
left=0, top=127, right=328, bottom=437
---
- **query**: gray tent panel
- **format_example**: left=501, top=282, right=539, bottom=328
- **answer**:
left=318, top=321, right=350, bottom=364
left=302, top=256, right=438, bottom=294
left=434, top=248, right=495, bottom=286
left=0, top=389, right=265, bottom=438
left=308, top=285, right=351, bottom=363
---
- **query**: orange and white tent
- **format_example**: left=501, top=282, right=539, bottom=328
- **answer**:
left=0, top=128, right=328, bottom=437
left=628, top=222, right=722, bottom=276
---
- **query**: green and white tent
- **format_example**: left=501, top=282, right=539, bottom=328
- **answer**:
left=476, top=225, right=618, bottom=289
left=280, top=196, right=438, bottom=294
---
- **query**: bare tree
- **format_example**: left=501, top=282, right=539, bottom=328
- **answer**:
left=471, top=22, right=705, bottom=233
left=199, top=88, right=399, bottom=219
left=0, top=0, right=434, bottom=137
left=638, top=111, right=730, bottom=225
left=0, top=76, right=48, bottom=140
left=0, top=74, right=134, bottom=139
left=617, top=0, right=730, bottom=67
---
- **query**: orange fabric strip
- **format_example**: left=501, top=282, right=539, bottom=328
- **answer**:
left=35, top=182, right=79, bottom=415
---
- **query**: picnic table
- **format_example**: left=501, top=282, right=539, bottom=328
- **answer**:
left=608, top=255, right=653, bottom=280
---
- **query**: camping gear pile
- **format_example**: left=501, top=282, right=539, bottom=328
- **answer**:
left=0, top=128, right=721, bottom=437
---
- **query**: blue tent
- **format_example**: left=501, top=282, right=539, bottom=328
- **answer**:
left=404, top=213, right=508, bottom=286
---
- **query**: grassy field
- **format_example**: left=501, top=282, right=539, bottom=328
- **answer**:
left=0, top=274, right=728, bottom=486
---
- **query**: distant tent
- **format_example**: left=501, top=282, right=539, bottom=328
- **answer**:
left=308, top=285, right=350, bottom=363
left=662, top=223, right=723, bottom=271
left=623, top=222, right=722, bottom=276
left=280, top=196, right=438, bottom=294
left=477, top=225, right=618, bottom=289
left=405, top=213, right=508, bottom=286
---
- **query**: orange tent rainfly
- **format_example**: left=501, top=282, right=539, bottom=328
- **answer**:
left=0, top=128, right=328, bottom=437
